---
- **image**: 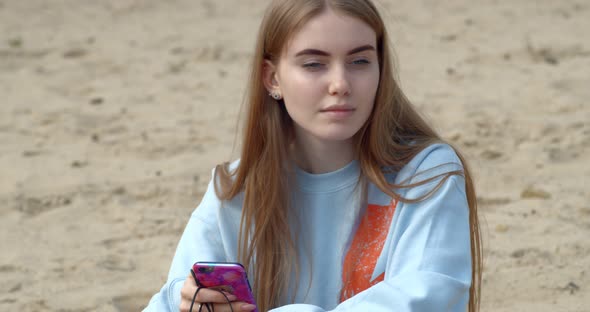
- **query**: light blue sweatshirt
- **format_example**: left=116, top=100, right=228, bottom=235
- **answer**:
left=145, top=143, right=472, bottom=311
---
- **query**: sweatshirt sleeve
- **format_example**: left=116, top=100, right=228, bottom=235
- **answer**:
left=271, top=144, right=472, bottom=312
left=144, top=170, right=226, bottom=312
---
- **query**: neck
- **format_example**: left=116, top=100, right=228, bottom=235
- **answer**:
left=291, top=134, right=355, bottom=174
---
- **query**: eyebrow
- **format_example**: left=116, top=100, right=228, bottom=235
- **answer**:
left=294, top=44, right=376, bottom=57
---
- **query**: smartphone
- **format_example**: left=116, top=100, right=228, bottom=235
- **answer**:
left=192, top=262, right=257, bottom=311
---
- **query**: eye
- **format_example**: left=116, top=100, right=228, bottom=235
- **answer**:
left=351, top=59, right=370, bottom=65
left=302, top=62, right=324, bottom=70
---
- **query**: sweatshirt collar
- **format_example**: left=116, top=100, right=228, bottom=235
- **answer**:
left=294, top=160, right=360, bottom=193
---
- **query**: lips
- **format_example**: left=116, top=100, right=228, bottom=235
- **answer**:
left=320, top=105, right=355, bottom=112
left=319, top=105, right=356, bottom=119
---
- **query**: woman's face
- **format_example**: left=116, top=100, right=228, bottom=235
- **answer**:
left=270, top=8, right=380, bottom=145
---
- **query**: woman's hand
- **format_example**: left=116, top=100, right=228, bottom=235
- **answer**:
left=179, top=272, right=257, bottom=312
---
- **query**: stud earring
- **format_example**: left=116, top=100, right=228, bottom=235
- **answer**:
left=270, top=91, right=282, bottom=100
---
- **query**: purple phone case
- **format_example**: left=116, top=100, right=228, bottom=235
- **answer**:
left=192, top=262, right=257, bottom=311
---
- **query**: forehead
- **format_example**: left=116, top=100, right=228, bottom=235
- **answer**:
left=283, top=9, right=377, bottom=56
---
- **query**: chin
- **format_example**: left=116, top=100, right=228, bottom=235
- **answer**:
left=317, top=129, right=359, bottom=142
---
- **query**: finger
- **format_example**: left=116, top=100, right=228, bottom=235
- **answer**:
left=194, top=288, right=238, bottom=303
left=181, top=286, right=235, bottom=302
left=180, top=273, right=239, bottom=302
left=180, top=274, right=198, bottom=301
left=209, top=302, right=257, bottom=312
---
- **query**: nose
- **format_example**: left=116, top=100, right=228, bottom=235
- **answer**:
left=328, top=66, right=351, bottom=96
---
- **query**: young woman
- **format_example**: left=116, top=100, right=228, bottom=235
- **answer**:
left=145, top=0, right=482, bottom=311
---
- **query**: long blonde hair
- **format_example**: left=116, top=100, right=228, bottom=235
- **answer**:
left=214, top=1, right=482, bottom=311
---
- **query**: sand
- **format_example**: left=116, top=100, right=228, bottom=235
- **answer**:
left=0, top=0, right=588, bottom=311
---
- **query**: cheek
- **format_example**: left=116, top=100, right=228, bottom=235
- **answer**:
left=283, top=72, right=322, bottom=98
left=354, top=71, right=380, bottom=102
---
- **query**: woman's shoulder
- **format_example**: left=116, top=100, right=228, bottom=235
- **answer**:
left=191, top=159, right=244, bottom=219
left=212, top=159, right=241, bottom=175
left=406, top=143, right=462, bottom=170
left=210, top=159, right=241, bottom=187
left=369, top=143, right=463, bottom=204
left=394, top=143, right=464, bottom=185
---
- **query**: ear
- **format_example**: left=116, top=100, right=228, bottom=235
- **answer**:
left=262, top=59, right=281, bottom=95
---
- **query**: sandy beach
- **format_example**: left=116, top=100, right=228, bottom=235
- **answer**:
left=1, top=0, right=588, bottom=311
